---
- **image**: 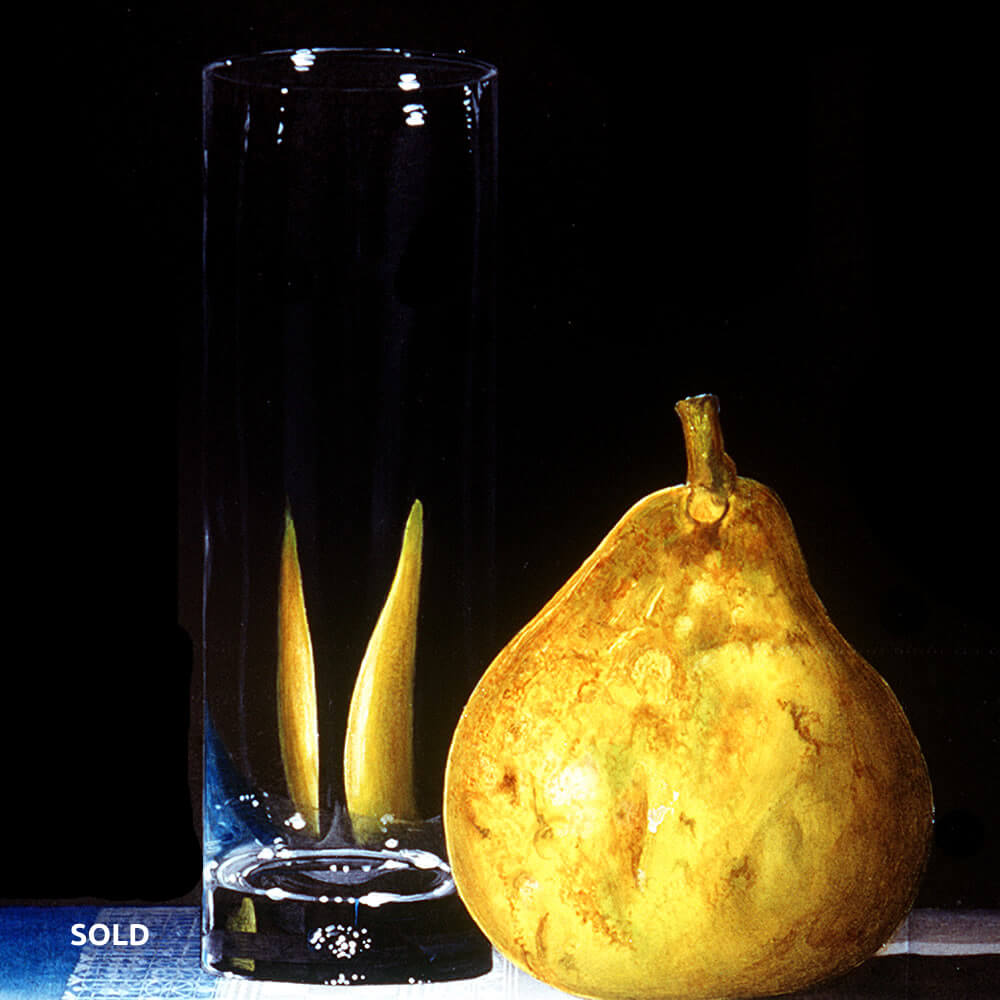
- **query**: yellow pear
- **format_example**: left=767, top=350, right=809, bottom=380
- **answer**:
left=444, top=394, right=933, bottom=1000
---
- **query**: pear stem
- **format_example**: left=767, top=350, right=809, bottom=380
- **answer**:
left=675, top=395, right=737, bottom=524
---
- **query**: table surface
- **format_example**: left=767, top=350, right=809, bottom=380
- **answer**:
left=1, top=905, right=997, bottom=1000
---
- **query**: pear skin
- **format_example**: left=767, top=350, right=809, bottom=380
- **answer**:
left=277, top=505, right=321, bottom=838
left=444, top=395, right=933, bottom=1000
left=344, top=499, right=423, bottom=844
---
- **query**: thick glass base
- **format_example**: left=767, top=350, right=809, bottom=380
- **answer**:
left=203, top=844, right=493, bottom=985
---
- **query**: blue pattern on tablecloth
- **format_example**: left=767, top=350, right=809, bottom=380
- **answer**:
left=60, top=907, right=217, bottom=999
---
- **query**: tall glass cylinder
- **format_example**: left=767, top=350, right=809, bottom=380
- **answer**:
left=200, top=48, right=497, bottom=985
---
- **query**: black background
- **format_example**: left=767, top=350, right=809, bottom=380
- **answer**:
left=4, top=10, right=996, bottom=921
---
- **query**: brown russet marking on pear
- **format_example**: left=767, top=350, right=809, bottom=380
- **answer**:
left=613, top=774, right=649, bottom=888
left=727, top=854, right=756, bottom=889
left=567, top=886, right=633, bottom=948
left=462, top=798, right=491, bottom=840
left=535, top=913, right=550, bottom=960
left=498, top=768, right=518, bottom=804
left=630, top=702, right=682, bottom=755
left=771, top=928, right=798, bottom=959
left=778, top=699, right=826, bottom=755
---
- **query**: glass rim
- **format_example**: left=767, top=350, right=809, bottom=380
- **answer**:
left=203, top=46, right=498, bottom=93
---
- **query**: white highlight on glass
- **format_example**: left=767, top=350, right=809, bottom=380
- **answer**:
left=403, top=103, right=427, bottom=127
